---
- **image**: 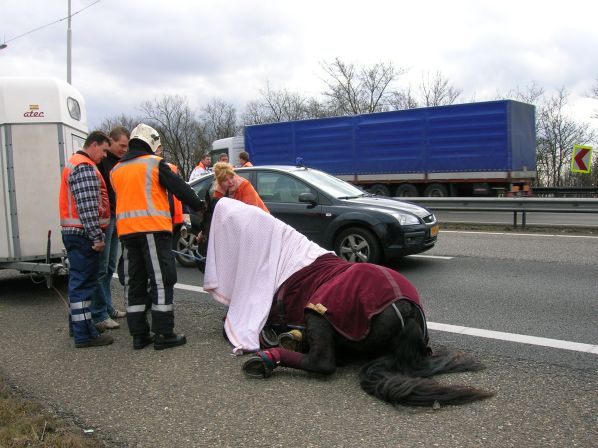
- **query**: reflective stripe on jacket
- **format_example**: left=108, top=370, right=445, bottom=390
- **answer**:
left=59, top=153, right=110, bottom=229
left=111, top=154, right=172, bottom=236
left=167, top=163, right=184, bottom=225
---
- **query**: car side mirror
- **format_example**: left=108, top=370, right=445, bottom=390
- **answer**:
left=298, top=192, right=317, bottom=208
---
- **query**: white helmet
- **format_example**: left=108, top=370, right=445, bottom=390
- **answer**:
left=130, top=123, right=162, bottom=153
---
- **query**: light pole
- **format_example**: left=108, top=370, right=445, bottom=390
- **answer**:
left=67, top=0, right=72, bottom=84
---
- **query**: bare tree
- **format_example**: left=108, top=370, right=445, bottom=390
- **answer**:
left=97, top=113, right=141, bottom=134
left=241, top=82, right=316, bottom=125
left=303, top=97, right=331, bottom=119
left=535, top=88, right=596, bottom=187
left=320, top=58, right=404, bottom=115
left=140, top=95, right=202, bottom=180
left=419, top=71, right=462, bottom=107
left=588, top=76, right=598, bottom=120
left=200, top=99, right=239, bottom=145
left=388, top=86, right=418, bottom=110
left=506, top=81, right=545, bottom=105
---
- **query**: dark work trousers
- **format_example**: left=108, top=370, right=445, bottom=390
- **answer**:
left=121, top=232, right=177, bottom=336
left=62, top=234, right=101, bottom=344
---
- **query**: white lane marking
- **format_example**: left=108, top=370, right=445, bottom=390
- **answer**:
left=428, top=322, right=598, bottom=354
left=441, top=230, right=598, bottom=239
left=117, top=275, right=596, bottom=355
left=175, top=283, right=206, bottom=294
left=112, top=274, right=208, bottom=293
left=408, top=254, right=453, bottom=260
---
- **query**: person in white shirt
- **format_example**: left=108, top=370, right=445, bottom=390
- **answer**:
left=188, top=153, right=211, bottom=181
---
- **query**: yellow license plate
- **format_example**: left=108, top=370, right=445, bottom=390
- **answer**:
left=430, top=225, right=439, bottom=237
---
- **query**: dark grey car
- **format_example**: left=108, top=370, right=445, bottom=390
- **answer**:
left=183, top=165, right=438, bottom=265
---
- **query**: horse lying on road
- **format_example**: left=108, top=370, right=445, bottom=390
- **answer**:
left=201, top=197, right=494, bottom=407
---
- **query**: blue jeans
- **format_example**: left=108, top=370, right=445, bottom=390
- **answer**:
left=62, top=233, right=100, bottom=343
left=91, top=217, right=118, bottom=322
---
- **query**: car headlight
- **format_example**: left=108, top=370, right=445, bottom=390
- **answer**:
left=389, top=212, right=420, bottom=225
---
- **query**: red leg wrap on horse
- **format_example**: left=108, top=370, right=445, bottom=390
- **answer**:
left=269, top=348, right=304, bottom=368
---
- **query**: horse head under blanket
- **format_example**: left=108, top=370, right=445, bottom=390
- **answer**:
left=202, top=197, right=494, bottom=408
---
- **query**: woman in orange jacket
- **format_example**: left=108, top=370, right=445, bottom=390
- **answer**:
left=212, top=162, right=269, bottom=213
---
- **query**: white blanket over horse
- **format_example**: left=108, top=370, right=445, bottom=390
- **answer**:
left=203, top=197, right=331, bottom=354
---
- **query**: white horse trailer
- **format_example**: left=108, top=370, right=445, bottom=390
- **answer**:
left=0, top=77, right=88, bottom=285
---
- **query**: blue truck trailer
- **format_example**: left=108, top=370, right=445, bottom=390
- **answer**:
left=212, top=99, right=536, bottom=197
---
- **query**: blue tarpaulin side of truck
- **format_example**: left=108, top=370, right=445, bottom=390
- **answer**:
left=244, top=100, right=536, bottom=176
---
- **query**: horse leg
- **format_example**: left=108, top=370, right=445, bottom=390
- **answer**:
left=294, top=311, right=336, bottom=374
left=242, top=311, right=337, bottom=378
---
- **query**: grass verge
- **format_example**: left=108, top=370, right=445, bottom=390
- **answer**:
left=0, top=377, right=106, bottom=448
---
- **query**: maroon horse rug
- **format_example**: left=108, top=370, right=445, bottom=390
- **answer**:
left=268, top=253, right=424, bottom=341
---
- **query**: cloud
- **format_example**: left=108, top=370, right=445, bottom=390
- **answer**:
left=1, top=0, right=597, bottom=128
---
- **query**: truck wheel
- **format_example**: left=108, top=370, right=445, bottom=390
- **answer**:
left=369, top=184, right=391, bottom=196
left=174, top=227, right=199, bottom=267
left=395, top=184, right=419, bottom=197
left=334, top=227, right=382, bottom=264
left=424, top=183, right=449, bottom=197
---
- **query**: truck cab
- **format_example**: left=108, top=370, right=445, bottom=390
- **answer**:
left=210, top=136, right=244, bottom=166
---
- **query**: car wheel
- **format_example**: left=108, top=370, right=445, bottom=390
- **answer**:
left=174, top=227, right=199, bottom=267
left=424, top=183, right=449, bottom=197
left=395, top=184, right=419, bottom=197
left=334, top=227, right=382, bottom=264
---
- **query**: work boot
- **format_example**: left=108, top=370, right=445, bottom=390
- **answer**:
left=154, top=333, right=187, bottom=350
left=95, top=318, right=120, bottom=332
left=133, top=333, right=155, bottom=350
left=110, top=309, right=127, bottom=319
left=75, top=334, right=114, bottom=348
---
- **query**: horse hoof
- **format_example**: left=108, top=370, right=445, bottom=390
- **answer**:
left=259, top=326, right=279, bottom=348
left=242, top=355, right=274, bottom=379
left=278, top=329, right=303, bottom=352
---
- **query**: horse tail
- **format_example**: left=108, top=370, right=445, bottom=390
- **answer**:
left=359, top=318, right=494, bottom=407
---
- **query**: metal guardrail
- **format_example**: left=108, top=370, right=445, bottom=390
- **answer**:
left=407, top=197, right=598, bottom=227
left=532, top=187, right=598, bottom=198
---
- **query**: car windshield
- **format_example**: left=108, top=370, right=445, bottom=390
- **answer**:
left=291, top=168, right=368, bottom=199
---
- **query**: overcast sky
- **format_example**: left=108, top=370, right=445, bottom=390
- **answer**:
left=1, top=0, right=597, bottom=132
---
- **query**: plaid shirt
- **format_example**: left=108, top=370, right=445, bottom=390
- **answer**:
left=61, top=160, right=104, bottom=243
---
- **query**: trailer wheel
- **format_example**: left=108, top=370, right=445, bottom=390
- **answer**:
left=424, top=183, right=449, bottom=197
left=396, top=184, right=419, bottom=197
left=334, top=227, right=382, bottom=264
left=369, top=184, right=391, bottom=196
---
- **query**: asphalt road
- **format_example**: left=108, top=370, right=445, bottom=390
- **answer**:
left=0, top=229, right=596, bottom=447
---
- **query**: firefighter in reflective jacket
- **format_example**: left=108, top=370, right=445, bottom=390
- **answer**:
left=110, top=123, right=205, bottom=351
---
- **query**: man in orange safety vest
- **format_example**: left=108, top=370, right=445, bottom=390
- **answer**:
left=111, top=124, right=205, bottom=351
